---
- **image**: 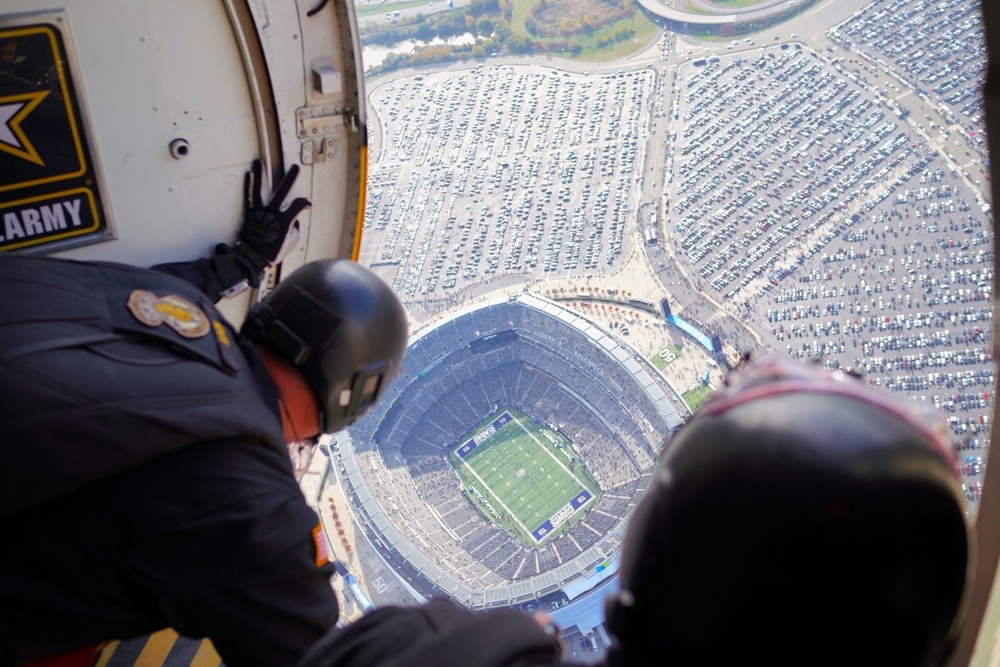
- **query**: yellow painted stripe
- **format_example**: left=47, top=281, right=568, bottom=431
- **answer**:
left=351, top=143, right=368, bottom=262
left=188, top=639, right=222, bottom=667
left=135, top=629, right=179, bottom=664
left=94, top=640, right=119, bottom=667
left=92, top=631, right=220, bottom=666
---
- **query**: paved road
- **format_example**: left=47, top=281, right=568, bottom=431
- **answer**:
left=357, top=0, right=471, bottom=26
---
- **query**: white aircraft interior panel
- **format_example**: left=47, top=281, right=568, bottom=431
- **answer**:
left=0, top=1, right=260, bottom=266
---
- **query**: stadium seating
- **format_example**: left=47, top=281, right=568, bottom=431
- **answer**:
left=342, top=294, right=687, bottom=607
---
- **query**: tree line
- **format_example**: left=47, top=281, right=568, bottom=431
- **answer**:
left=362, top=0, right=639, bottom=74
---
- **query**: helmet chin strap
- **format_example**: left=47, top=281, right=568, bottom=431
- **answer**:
left=280, top=395, right=317, bottom=475
left=279, top=394, right=306, bottom=444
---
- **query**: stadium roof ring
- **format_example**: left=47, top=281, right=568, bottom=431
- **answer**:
left=336, top=293, right=689, bottom=609
left=635, top=0, right=820, bottom=31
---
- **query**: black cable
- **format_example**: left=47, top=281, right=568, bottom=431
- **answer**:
left=306, top=0, right=330, bottom=17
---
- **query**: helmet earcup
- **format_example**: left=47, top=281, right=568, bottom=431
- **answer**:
left=611, top=367, right=970, bottom=667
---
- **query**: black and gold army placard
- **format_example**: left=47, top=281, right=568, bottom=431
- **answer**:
left=0, top=23, right=106, bottom=252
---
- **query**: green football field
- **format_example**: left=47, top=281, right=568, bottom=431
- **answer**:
left=449, top=408, right=599, bottom=544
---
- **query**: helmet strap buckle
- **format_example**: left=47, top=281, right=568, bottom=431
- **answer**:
left=267, top=320, right=312, bottom=366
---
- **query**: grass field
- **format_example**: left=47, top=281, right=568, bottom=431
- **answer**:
left=651, top=343, right=683, bottom=371
left=509, top=0, right=657, bottom=62
left=682, top=384, right=713, bottom=412
left=449, top=407, right=600, bottom=545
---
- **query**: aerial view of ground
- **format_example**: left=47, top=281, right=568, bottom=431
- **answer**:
left=358, top=0, right=992, bottom=516
left=316, top=0, right=995, bottom=657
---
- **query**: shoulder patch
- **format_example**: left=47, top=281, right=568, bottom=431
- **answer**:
left=127, top=290, right=211, bottom=338
left=313, top=523, right=331, bottom=567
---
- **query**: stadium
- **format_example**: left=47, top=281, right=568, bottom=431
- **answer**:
left=335, top=293, right=689, bottom=609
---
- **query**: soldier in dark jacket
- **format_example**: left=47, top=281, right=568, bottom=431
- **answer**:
left=0, top=161, right=408, bottom=667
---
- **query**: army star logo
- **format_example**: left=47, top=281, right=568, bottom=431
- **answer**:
left=0, top=91, right=48, bottom=166
left=127, top=290, right=211, bottom=338
left=0, top=90, right=49, bottom=166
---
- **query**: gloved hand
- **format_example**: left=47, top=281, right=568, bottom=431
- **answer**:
left=233, top=159, right=311, bottom=284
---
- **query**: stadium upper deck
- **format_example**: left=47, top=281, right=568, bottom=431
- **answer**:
left=334, top=293, right=686, bottom=609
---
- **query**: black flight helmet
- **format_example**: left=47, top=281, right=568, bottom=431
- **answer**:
left=243, top=259, right=408, bottom=434
left=606, top=355, right=971, bottom=667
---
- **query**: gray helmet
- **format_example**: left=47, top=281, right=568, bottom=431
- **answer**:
left=606, top=356, right=971, bottom=667
left=242, top=259, right=407, bottom=434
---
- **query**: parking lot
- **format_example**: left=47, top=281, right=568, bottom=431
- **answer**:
left=362, top=65, right=652, bottom=306
left=360, top=0, right=992, bottom=513
left=662, top=0, right=991, bottom=510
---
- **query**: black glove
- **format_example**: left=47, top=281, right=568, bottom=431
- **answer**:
left=298, top=600, right=564, bottom=667
left=234, top=159, right=311, bottom=282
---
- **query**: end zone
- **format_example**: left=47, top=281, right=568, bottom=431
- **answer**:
left=531, top=489, right=594, bottom=542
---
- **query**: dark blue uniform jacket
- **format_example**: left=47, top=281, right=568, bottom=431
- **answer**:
left=0, top=255, right=338, bottom=666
